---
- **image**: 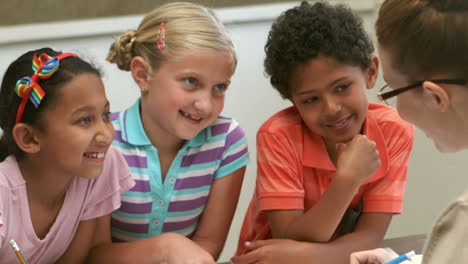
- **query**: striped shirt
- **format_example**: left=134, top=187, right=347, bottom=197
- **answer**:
left=110, top=99, right=249, bottom=242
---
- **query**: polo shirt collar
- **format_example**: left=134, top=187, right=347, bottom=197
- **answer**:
left=120, top=99, right=209, bottom=148
left=119, top=99, right=151, bottom=146
left=303, top=114, right=389, bottom=183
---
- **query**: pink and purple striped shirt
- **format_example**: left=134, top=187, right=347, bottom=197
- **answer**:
left=110, top=100, right=249, bottom=242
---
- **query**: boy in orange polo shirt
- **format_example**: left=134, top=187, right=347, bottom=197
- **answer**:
left=232, top=2, right=415, bottom=264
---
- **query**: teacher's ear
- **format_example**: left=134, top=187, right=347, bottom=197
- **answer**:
left=422, top=81, right=450, bottom=112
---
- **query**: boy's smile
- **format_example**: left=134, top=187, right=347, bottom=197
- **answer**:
left=324, top=114, right=353, bottom=131
left=290, top=56, right=377, bottom=146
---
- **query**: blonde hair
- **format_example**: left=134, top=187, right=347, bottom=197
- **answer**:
left=107, top=2, right=237, bottom=72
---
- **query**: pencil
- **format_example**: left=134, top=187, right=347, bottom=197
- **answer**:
left=384, top=250, right=416, bottom=264
left=9, top=239, right=28, bottom=264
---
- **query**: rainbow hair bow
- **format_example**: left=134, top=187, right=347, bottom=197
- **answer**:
left=15, top=52, right=79, bottom=124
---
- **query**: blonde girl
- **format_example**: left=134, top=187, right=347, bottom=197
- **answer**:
left=88, top=2, right=249, bottom=263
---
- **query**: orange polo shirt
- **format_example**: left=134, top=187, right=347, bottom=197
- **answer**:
left=236, top=103, right=415, bottom=255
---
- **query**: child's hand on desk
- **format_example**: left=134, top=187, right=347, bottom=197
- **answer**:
left=231, top=239, right=312, bottom=264
left=336, top=135, right=381, bottom=184
left=158, top=233, right=216, bottom=264
left=350, top=248, right=392, bottom=264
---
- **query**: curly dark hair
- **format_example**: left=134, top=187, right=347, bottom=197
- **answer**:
left=264, top=1, right=374, bottom=99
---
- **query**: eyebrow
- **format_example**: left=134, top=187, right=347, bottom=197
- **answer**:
left=295, top=76, right=348, bottom=96
left=182, top=71, right=232, bottom=85
left=72, top=101, right=110, bottom=114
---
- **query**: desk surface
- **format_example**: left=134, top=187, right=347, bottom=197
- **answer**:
left=381, top=234, right=426, bottom=255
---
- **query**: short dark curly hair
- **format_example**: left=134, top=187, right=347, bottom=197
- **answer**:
left=264, top=1, right=374, bottom=99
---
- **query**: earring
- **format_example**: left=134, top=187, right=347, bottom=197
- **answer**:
left=34, top=146, right=40, bottom=151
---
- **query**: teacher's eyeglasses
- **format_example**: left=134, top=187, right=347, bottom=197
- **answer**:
left=378, top=78, right=467, bottom=106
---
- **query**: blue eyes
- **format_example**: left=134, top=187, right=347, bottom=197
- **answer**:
left=183, top=77, right=228, bottom=95
left=214, top=84, right=227, bottom=94
left=184, top=77, right=197, bottom=86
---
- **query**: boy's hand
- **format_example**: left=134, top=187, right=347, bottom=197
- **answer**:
left=335, top=135, right=381, bottom=184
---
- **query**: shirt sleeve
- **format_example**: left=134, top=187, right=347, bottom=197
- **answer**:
left=256, top=130, right=304, bottom=211
left=422, top=199, right=468, bottom=264
left=215, top=119, right=249, bottom=179
left=81, top=146, right=135, bottom=220
left=362, top=120, right=414, bottom=213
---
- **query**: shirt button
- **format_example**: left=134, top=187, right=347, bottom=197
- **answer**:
left=155, top=219, right=160, bottom=225
left=169, top=178, right=176, bottom=184
left=157, top=199, right=164, bottom=205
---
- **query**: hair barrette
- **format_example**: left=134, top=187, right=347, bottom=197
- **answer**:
left=15, top=52, right=79, bottom=124
left=156, top=23, right=166, bottom=50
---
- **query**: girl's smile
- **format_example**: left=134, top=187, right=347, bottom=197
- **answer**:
left=83, top=151, right=106, bottom=162
left=36, top=73, right=114, bottom=180
left=138, top=51, right=235, bottom=148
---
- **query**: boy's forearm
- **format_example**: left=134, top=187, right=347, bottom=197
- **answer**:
left=281, top=177, right=361, bottom=242
left=307, top=230, right=383, bottom=264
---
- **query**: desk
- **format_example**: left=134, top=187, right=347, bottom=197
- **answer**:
left=381, top=234, right=426, bottom=254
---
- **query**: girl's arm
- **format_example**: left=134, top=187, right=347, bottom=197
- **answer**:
left=86, top=166, right=245, bottom=263
left=56, top=213, right=210, bottom=264
left=85, top=126, right=246, bottom=263
left=192, top=167, right=246, bottom=259
left=85, top=216, right=216, bottom=264
left=55, top=215, right=107, bottom=264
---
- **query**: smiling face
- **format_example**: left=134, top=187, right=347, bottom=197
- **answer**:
left=290, top=56, right=377, bottom=147
left=36, top=73, right=114, bottom=179
left=139, top=51, right=234, bottom=146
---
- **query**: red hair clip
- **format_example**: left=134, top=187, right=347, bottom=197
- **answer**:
left=157, top=23, right=166, bottom=50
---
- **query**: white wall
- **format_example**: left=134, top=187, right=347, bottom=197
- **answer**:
left=1, top=1, right=468, bottom=262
